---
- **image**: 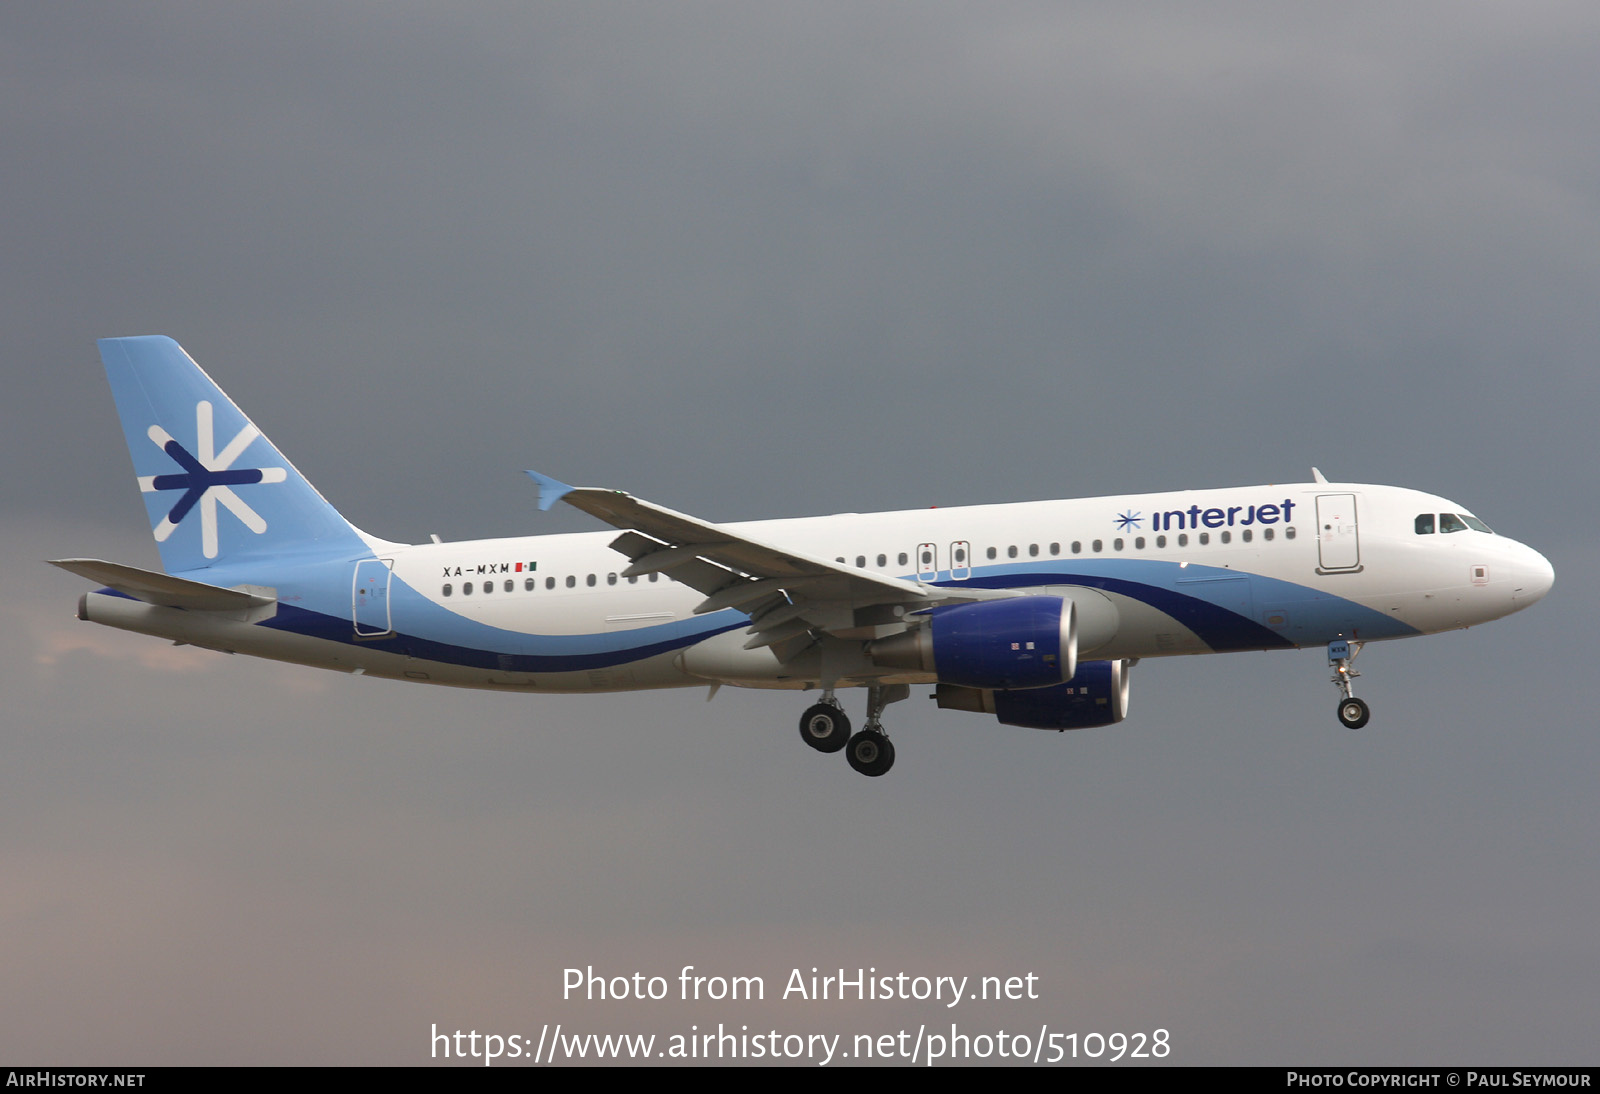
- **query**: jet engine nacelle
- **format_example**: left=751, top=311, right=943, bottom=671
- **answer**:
left=935, top=659, right=1132, bottom=730
left=870, top=596, right=1077, bottom=690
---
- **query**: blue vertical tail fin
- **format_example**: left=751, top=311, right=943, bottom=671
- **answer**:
left=98, top=336, right=377, bottom=576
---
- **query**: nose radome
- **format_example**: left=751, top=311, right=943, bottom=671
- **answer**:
left=1516, top=547, right=1555, bottom=604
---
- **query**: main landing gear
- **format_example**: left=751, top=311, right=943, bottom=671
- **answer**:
left=845, top=729, right=894, bottom=778
left=1329, top=639, right=1370, bottom=729
left=798, top=684, right=908, bottom=777
left=798, top=698, right=851, bottom=753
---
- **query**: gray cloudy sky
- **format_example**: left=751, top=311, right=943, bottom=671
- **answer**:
left=4, top=2, right=1596, bottom=1065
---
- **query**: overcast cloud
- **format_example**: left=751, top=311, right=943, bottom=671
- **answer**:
left=3, top=3, right=1596, bottom=1064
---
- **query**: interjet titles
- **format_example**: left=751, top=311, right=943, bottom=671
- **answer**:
left=1148, top=499, right=1295, bottom=533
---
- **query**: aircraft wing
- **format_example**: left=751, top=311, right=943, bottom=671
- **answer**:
left=527, top=472, right=1006, bottom=649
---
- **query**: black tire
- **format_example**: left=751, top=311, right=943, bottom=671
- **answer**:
left=799, top=703, right=851, bottom=753
left=1337, top=696, right=1370, bottom=730
left=845, top=729, right=896, bottom=777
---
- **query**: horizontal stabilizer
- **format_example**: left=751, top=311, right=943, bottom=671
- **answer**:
left=49, top=558, right=276, bottom=612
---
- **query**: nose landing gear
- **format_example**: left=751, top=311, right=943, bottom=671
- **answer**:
left=1329, top=639, right=1370, bottom=729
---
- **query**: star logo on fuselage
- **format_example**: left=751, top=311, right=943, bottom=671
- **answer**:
left=138, top=400, right=287, bottom=558
left=1115, top=510, right=1142, bottom=532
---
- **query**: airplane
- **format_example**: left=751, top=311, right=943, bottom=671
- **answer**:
left=53, top=336, right=1555, bottom=777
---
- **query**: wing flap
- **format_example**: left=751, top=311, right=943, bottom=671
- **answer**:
left=606, top=531, right=741, bottom=597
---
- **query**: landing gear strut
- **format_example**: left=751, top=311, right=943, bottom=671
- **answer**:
left=1329, top=639, right=1370, bottom=729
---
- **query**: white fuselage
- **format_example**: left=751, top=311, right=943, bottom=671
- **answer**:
left=80, top=480, right=1554, bottom=694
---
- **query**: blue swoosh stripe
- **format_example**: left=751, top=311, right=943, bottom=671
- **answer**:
left=263, top=603, right=748, bottom=673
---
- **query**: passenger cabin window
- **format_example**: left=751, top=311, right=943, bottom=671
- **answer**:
left=1415, top=514, right=1436, bottom=535
left=525, top=578, right=535, bottom=591
left=1007, top=546, right=1018, bottom=559
left=443, top=583, right=453, bottom=596
left=877, top=554, right=887, bottom=567
left=898, top=552, right=909, bottom=566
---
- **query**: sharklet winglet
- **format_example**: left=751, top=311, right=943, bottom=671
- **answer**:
left=525, top=471, right=576, bottom=512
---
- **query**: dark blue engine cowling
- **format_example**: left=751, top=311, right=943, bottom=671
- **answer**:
left=929, top=596, right=1077, bottom=691
left=935, top=660, right=1132, bottom=730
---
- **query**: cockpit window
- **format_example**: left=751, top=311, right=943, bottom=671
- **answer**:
left=1439, top=512, right=1469, bottom=534
left=1415, top=514, right=1435, bottom=535
left=1460, top=513, right=1493, bottom=533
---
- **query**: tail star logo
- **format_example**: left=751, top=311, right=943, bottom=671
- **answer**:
left=138, top=400, right=287, bottom=558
